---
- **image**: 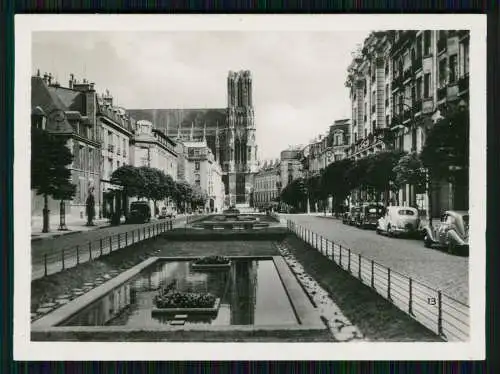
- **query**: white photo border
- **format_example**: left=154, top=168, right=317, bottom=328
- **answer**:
left=14, top=14, right=486, bottom=361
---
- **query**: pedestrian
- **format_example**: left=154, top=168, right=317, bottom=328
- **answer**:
left=85, top=187, right=95, bottom=226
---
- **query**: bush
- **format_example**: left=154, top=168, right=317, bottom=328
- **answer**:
left=193, top=255, right=230, bottom=265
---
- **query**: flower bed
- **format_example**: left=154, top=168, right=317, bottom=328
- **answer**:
left=152, top=287, right=220, bottom=314
left=191, top=256, right=231, bottom=270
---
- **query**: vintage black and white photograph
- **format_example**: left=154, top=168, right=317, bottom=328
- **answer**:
left=14, top=15, right=486, bottom=360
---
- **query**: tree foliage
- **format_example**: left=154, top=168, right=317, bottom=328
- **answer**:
left=420, top=106, right=469, bottom=183
left=31, top=127, right=76, bottom=201
left=111, top=165, right=145, bottom=197
left=393, top=152, right=427, bottom=193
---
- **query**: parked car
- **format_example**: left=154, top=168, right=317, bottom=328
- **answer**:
left=376, top=206, right=420, bottom=237
left=422, top=210, right=469, bottom=254
left=357, top=203, right=386, bottom=229
left=126, top=201, right=151, bottom=224
left=348, top=206, right=362, bottom=225
left=158, top=207, right=176, bottom=219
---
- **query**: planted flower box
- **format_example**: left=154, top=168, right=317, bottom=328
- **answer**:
left=191, top=256, right=231, bottom=271
left=152, top=290, right=221, bottom=315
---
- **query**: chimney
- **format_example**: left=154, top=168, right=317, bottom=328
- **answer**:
left=36, top=69, right=40, bottom=77
left=69, top=73, right=75, bottom=89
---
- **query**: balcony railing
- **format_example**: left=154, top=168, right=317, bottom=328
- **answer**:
left=108, top=144, right=114, bottom=153
left=437, top=38, right=447, bottom=53
left=458, top=74, right=469, bottom=94
left=403, top=68, right=413, bottom=82
left=437, top=86, right=447, bottom=101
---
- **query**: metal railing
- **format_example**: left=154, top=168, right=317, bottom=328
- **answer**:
left=286, top=220, right=470, bottom=342
left=32, top=220, right=174, bottom=280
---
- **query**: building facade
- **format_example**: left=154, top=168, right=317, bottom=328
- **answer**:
left=127, top=70, right=258, bottom=208
left=182, top=140, right=225, bottom=213
left=253, top=159, right=281, bottom=209
left=130, top=119, right=178, bottom=214
left=279, top=148, right=303, bottom=190
left=95, top=88, right=134, bottom=218
left=31, top=72, right=101, bottom=224
left=345, top=30, right=470, bottom=216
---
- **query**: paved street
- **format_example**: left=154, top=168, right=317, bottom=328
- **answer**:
left=282, top=214, right=469, bottom=304
left=31, top=216, right=189, bottom=280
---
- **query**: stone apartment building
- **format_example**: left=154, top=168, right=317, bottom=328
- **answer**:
left=345, top=30, right=469, bottom=216
left=130, top=119, right=179, bottom=214
left=279, top=147, right=304, bottom=191
left=94, top=87, right=134, bottom=218
left=31, top=72, right=101, bottom=225
left=253, top=159, right=281, bottom=210
left=181, top=139, right=225, bottom=213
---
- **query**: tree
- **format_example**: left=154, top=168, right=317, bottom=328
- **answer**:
left=321, top=158, right=354, bottom=215
left=173, top=180, right=193, bottom=213
left=111, top=165, right=145, bottom=198
left=191, top=185, right=208, bottom=210
left=31, top=128, right=76, bottom=232
left=393, top=152, right=427, bottom=193
left=364, top=150, right=405, bottom=203
left=420, top=105, right=469, bottom=222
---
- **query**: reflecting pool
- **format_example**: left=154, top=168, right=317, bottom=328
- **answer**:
left=60, top=259, right=298, bottom=327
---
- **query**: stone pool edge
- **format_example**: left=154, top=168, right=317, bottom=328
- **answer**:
left=31, top=255, right=327, bottom=341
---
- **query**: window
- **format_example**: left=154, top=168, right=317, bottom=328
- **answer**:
left=416, top=77, right=422, bottom=99
left=424, top=73, right=431, bottom=98
left=195, top=161, right=200, bottom=171
left=117, top=161, right=120, bottom=169
left=385, top=85, right=389, bottom=106
left=386, top=115, right=390, bottom=127
left=372, top=120, right=376, bottom=133
left=449, top=54, right=458, bottom=83
left=424, top=31, right=431, bottom=55
left=439, top=58, right=447, bottom=87
left=398, top=209, right=415, bottom=216
left=461, top=42, right=469, bottom=76
left=364, top=128, right=367, bottom=138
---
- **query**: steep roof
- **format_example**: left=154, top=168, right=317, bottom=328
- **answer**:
left=31, top=76, right=73, bottom=134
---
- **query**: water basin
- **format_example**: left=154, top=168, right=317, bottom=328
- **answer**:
left=59, top=259, right=298, bottom=327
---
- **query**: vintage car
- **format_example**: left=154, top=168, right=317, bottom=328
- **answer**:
left=343, top=206, right=361, bottom=225
left=126, top=201, right=151, bottom=224
left=158, top=207, right=176, bottom=219
left=356, top=203, right=386, bottom=229
left=422, top=210, right=469, bottom=254
left=376, top=206, right=420, bottom=237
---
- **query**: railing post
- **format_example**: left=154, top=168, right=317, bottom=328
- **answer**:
left=132, top=230, right=135, bottom=243
left=44, top=254, right=48, bottom=276
left=371, top=260, right=375, bottom=288
left=89, top=241, right=92, bottom=260
left=387, top=268, right=391, bottom=301
left=409, top=278, right=413, bottom=315
left=118, top=234, right=121, bottom=250
left=339, top=244, right=342, bottom=267
left=320, top=235, right=323, bottom=255
left=125, top=232, right=128, bottom=246
left=348, top=248, right=351, bottom=273
left=149, top=226, right=151, bottom=238
left=100, top=239, right=103, bottom=257
left=358, top=254, right=362, bottom=279
left=61, top=249, right=65, bottom=270
left=143, top=227, right=146, bottom=238
left=109, top=236, right=112, bottom=252
left=437, top=290, right=443, bottom=336
left=76, top=245, right=80, bottom=265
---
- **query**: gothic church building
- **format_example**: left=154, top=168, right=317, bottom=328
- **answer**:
left=127, top=70, right=257, bottom=207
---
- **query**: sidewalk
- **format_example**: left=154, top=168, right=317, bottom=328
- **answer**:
left=31, top=216, right=120, bottom=242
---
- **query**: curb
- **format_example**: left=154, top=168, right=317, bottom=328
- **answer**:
left=31, top=223, right=112, bottom=243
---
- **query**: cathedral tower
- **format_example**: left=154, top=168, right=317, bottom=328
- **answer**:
left=225, top=70, right=257, bottom=207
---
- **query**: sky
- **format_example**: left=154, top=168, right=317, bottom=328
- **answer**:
left=32, top=31, right=368, bottom=160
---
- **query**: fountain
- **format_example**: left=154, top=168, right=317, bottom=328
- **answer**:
left=191, top=207, right=271, bottom=230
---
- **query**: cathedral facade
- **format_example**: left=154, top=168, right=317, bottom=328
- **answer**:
left=127, top=70, right=257, bottom=207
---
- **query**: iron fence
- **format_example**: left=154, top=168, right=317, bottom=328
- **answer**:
left=32, top=220, right=174, bottom=280
left=286, top=219, right=470, bottom=342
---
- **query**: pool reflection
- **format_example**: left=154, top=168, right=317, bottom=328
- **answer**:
left=60, top=260, right=298, bottom=327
